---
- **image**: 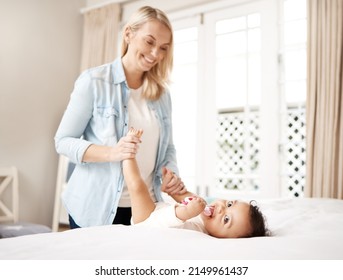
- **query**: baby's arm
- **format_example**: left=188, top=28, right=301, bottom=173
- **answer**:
left=175, top=196, right=206, bottom=221
left=161, top=167, right=206, bottom=221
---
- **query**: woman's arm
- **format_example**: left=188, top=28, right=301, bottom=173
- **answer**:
left=54, top=73, right=95, bottom=163
left=55, top=71, right=142, bottom=164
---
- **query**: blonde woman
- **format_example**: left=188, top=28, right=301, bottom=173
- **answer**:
left=55, top=6, right=186, bottom=228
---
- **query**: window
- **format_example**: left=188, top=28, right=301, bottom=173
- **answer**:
left=170, top=0, right=307, bottom=199
left=215, top=12, right=262, bottom=193
left=279, top=0, right=307, bottom=197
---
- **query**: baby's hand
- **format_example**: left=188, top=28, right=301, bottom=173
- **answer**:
left=175, top=196, right=206, bottom=221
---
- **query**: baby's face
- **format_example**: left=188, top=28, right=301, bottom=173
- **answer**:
left=201, top=200, right=251, bottom=238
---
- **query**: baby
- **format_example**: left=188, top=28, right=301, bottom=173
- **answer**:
left=123, top=127, right=269, bottom=238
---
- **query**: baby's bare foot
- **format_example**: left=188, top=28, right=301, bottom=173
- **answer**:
left=127, top=127, right=143, bottom=138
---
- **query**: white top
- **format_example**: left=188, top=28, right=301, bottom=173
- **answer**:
left=135, top=202, right=208, bottom=234
left=118, top=86, right=160, bottom=207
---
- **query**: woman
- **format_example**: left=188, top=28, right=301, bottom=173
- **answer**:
left=54, top=6, right=186, bottom=228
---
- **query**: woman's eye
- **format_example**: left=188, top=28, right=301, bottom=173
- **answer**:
left=146, top=40, right=154, bottom=45
left=227, top=201, right=233, bottom=207
left=161, top=46, right=168, bottom=51
left=224, top=215, right=230, bottom=224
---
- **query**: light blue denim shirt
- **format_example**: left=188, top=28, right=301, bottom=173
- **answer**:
left=54, top=58, right=179, bottom=227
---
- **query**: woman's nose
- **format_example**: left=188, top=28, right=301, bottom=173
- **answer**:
left=151, top=47, right=159, bottom=57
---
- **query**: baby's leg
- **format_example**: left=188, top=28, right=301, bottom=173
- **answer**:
left=123, top=128, right=156, bottom=224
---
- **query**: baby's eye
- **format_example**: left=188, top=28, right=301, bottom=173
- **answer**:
left=227, top=201, right=233, bottom=207
left=224, top=215, right=230, bottom=224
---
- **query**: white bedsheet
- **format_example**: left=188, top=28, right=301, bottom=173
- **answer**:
left=1, top=198, right=343, bottom=260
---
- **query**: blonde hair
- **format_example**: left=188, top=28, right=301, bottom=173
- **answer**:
left=121, top=6, right=174, bottom=100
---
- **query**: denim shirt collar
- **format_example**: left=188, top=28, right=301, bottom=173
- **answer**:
left=111, top=58, right=127, bottom=86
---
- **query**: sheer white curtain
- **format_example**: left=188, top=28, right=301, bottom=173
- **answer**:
left=306, top=0, right=343, bottom=198
left=80, top=3, right=120, bottom=72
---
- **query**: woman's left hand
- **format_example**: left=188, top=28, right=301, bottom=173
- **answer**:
left=161, top=167, right=187, bottom=195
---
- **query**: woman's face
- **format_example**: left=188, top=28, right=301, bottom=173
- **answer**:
left=124, top=19, right=171, bottom=73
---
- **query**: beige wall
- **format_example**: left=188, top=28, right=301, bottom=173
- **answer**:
left=0, top=0, right=85, bottom=226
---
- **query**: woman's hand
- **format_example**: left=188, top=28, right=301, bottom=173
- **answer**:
left=109, top=133, right=142, bottom=161
left=161, top=167, right=187, bottom=195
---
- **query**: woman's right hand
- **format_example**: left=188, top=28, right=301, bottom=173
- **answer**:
left=110, top=133, right=142, bottom=161
left=81, top=134, right=142, bottom=163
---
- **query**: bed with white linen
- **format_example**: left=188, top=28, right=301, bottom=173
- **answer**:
left=0, top=198, right=342, bottom=260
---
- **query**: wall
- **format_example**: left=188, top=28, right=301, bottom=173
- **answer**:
left=85, top=0, right=221, bottom=22
left=0, top=0, right=85, bottom=226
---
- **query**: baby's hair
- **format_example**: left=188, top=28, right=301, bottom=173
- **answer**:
left=247, top=200, right=271, bottom=237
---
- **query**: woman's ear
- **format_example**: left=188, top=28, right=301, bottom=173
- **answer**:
left=124, top=27, right=132, bottom=44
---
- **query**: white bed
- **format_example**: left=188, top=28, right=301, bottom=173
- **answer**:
left=1, top=198, right=343, bottom=260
